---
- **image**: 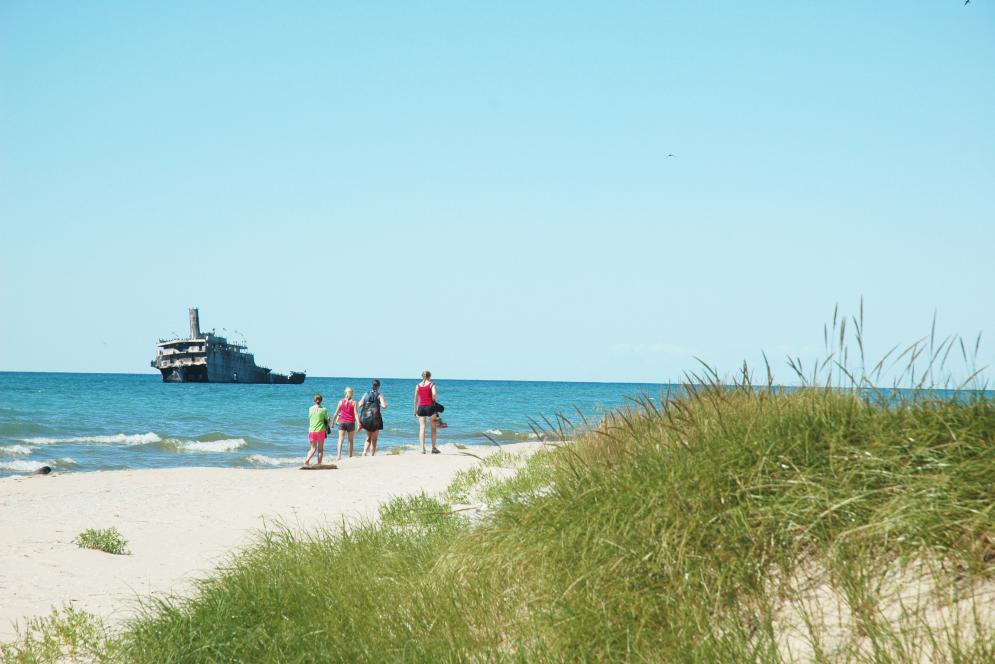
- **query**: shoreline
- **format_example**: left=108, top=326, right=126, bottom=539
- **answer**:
left=0, top=442, right=540, bottom=641
left=0, top=440, right=535, bottom=478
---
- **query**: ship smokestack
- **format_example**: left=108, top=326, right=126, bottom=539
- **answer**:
left=189, top=308, right=202, bottom=339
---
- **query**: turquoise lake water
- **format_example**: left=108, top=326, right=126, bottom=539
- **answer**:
left=0, top=372, right=668, bottom=476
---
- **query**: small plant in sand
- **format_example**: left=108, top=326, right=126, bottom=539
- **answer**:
left=0, top=606, right=114, bottom=662
left=73, top=527, right=130, bottom=555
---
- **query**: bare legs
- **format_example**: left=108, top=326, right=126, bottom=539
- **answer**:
left=417, top=416, right=438, bottom=453
left=336, top=428, right=357, bottom=460
left=364, top=430, right=380, bottom=456
left=304, top=435, right=325, bottom=465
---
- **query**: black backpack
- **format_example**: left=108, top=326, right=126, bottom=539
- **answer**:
left=361, top=390, right=382, bottom=429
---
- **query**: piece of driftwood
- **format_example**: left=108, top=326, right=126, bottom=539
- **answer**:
left=299, top=464, right=338, bottom=470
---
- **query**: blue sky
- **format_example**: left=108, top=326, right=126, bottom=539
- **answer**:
left=1, top=1, right=993, bottom=383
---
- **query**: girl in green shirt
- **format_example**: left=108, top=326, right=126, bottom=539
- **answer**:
left=304, top=394, right=330, bottom=465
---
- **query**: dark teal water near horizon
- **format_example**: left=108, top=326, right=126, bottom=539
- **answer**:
left=0, top=372, right=670, bottom=476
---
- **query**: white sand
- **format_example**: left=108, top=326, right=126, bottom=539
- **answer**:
left=0, top=442, right=539, bottom=641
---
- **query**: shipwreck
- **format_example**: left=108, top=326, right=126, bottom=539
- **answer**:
left=151, top=308, right=305, bottom=384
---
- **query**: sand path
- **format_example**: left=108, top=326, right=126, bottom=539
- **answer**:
left=0, top=443, right=535, bottom=641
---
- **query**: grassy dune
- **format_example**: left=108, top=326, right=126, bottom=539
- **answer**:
left=4, top=383, right=994, bottom=662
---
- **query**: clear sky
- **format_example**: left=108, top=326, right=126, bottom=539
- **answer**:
left=2, top=1, right=993, bottom=383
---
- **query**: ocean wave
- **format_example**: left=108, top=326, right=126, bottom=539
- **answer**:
left=175, top=438, right=247, bottom=453
left=0, top=459, right=46, bottom=472
left=22, top=432, right=162, bottom=446
left=246, top=454, right=301, bottom=466
left=0, top=457, right=76, bottom=473
left=0, top=444, right=33, bottom=456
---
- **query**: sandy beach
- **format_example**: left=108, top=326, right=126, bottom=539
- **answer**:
left=0, top=442, right=539, bottom=641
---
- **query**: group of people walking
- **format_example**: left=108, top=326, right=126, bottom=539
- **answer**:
left=304, top=371, right=446, bottom=465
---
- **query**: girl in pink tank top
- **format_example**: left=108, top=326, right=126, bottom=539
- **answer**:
left=333, top=387, right=359, bottom=459
left=414, top=370, right=440, bottom=454
left=417, top=382, right=434, bottom=406
left=338, top=399, right=357, bottom=423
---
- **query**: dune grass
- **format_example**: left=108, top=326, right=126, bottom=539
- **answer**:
left=0, top=607, right=111, bottom=664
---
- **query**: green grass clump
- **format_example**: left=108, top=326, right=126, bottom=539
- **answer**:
left=481, top=449, right=513, bottom=467
left=478, top=446, right=555, bottom=505
left=0, top=606, right=113, bottom=663
left=74, top=527, right=130, bottom=555
left=444, top=466, right=485, bottom=503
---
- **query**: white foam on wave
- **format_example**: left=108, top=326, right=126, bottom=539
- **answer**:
left=178, top=438, right=247, bottom=452
left=22, top=432, right=162, bottom=446
left=0, top=444, right=33, bottom=455
left=0, top=459, right=46, bottom=472
left=0, top=457, right=78, bottom=473
left=246, top=454, right=300, bottom=466
left=485, top=429, right=503, bottom=436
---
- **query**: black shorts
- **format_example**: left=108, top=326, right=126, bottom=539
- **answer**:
left=416, top=404, right=437, bottom=417
left=339, top=422, right=356, bottom=432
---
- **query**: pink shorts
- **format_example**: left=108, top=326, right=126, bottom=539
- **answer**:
left=308, top=431, right=326, bottom=443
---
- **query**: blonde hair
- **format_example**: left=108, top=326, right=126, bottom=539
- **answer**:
left=344, top=387, right=354, bottom=398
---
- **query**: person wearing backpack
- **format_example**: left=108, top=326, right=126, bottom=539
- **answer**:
left=359, top=379, right=388, bottom=456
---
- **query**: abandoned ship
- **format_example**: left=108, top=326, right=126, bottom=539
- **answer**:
left=151, top=309, right=306, bottom=384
